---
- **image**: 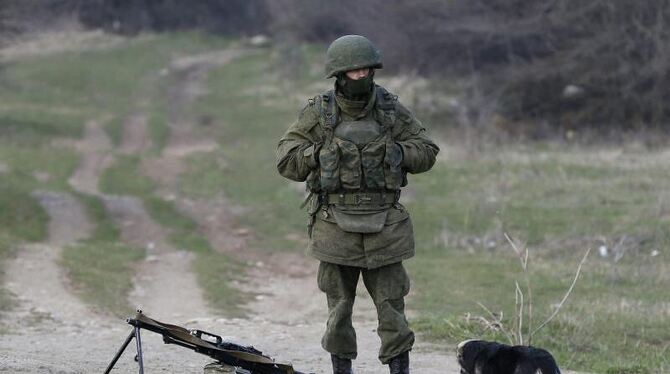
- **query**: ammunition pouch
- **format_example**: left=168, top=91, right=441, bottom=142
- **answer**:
left=322, top=191, right=400, bottom=234
left=331, top=209, right=388, bottom=233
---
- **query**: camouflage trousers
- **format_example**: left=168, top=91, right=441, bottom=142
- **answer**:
left=317, top=261, right=415, bottom=364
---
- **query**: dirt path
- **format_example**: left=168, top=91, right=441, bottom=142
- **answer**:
left=72, top=104, right=213, bottom=323
left=103, top=194, right=209, bottom=320
left=4, top=191, right=94, bottom=327
left=120, top=112, right=151, bottom=154
left=163, top=50, right=245, bottom=157
left=68, top=119, right=115, bottom=195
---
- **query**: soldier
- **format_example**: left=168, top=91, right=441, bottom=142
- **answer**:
left=276, top=35, right=439, bottom=374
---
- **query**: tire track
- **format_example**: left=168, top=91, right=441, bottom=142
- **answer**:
left=67, top=116, right=215, bottom=324
left=68, top=119, right=115, bottom=195
left=4, top=191, right=94, bottom=329
left=102, top=194, right=209, bottom=320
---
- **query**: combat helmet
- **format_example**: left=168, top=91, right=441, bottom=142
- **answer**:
left=325, top=35, right=383, bottom=78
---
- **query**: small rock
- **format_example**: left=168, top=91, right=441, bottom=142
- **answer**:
left=562, top=84, right=584, bottom=98
left=598, top=245, right=609, bottom=257
left=249, top=35, right=271, bottom=47
left=234, top=228, right=250, bottom=236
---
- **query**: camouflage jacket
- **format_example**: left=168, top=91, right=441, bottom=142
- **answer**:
left=276, top=85, right=439, bottom=268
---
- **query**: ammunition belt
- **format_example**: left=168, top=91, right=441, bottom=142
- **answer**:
left=325, top=191, right=399, bottom=206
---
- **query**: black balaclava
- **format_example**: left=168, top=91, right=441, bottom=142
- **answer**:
left=336, top=70, right=375, bottom=101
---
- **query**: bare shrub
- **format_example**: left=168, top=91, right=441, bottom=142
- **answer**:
left=473, top=233, right=591, bottom=346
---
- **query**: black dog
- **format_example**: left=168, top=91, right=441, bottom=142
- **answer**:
left=457, top=340, right=562, bottom=374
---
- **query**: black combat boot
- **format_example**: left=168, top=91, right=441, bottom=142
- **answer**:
left=331, top=354, right=353, bottom=374
left=388, top=351, right=410, bottom=374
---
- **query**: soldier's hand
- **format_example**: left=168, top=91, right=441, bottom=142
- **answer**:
left=386, top=142, right=404, bottom=169
left=303, top=142, right=322, bottom=169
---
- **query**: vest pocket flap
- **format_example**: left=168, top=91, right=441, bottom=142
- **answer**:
left=361, top=141, right=386, bottom=190
left=331, top=208, right=388, bottom=233
left=319, top=143, right=339, bottom=171
left=319, top=143, right=341, bottom=191
left=334, top=138, right=361, bottom=190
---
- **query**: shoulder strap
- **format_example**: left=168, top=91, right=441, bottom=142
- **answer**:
left=374, top=86, right=397, bottom=132
left=319, top=89, right=338, bottom=145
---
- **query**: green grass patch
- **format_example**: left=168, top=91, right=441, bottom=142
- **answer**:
left=103, top=116, right=124, bottom=147
left=0, top=234, right=18, bottom=311
left=0, top=233, right=18, bottom=333
left=0, top=174, right=50, bottom=326
left=190, top=50, right=315, bottom=251
left=406, top=147, right=670, bottom=372
left=408, top=249, right=670, bottom=372
left=148, top=107, right=169, bottom=154
left=0, top=181, right=48, bottom=242
left=144, top=197, right=212, bottom=253
left=61, top=193, right=143, bottom=317
left=62, top=241, right=145, bottom=317
left=179, top=153, right=227, bottom=198
left=99, top=155, right=156, bottom=196
left=193, top=252, right=250, bottom=318
left=76, top=193, right=120, bottom=242
left=0, top=144, right=80, bottom=192
left=0, top=109, right=88, bottom=145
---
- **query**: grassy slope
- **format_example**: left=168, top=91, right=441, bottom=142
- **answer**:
left=406, top=148, right=669, bottom=372
left=190, top=45, right=669, bottom=373
left=190, top=50, right=318, bottom=252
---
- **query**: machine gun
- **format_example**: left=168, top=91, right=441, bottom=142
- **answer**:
left=105, top=310, right=309, bottom=374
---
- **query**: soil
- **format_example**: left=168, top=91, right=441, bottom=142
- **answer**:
left=0, top=46, right=461, bottom=373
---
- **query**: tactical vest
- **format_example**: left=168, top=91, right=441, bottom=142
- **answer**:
left=311, top=87, right=404, bottom=195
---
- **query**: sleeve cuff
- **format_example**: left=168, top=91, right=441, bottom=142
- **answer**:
left=303, top=144, right=319, bottom=169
